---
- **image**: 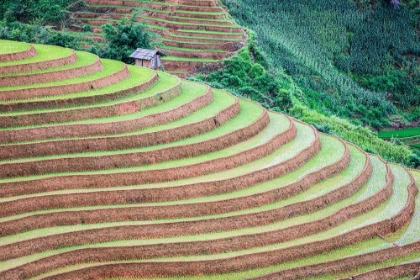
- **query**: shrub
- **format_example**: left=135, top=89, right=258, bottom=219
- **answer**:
left=190, top=30, right=293, bottom=112
left=248, top=63, right=265, bottom=79
left=407, top=153, right=420, bottom=169
left=289, top=101, right=412, bottom=164
left=0, top=0, right=77, bottom=27
left=99, top=14, right=154, bottom=64
left=82, top=24, right=92, bottom=32
left=46, top=32, right=81, bottom=49
left=313, top=123, right=333, bottom=134
left=0, top=20, right=83, bottom=50
left=238, top=86, right=260, bottom=100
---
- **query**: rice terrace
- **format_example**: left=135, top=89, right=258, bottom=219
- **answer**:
left=72, top=0, right=245, bottom=77
left=0, top=0, right=420, bottom=279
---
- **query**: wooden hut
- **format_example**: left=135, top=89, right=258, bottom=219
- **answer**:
left=129, top=48, right=164, bottom=69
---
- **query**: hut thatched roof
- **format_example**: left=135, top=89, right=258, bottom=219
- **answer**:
left=129, top=48, right=164, bottom=60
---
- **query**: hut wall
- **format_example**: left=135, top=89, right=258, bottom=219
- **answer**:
left=135, top=59, right=152, bottom=68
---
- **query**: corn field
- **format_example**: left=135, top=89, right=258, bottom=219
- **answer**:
left=222, top=0, right=420, bottom=126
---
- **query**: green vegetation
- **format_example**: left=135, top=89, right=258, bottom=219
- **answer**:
left=0, top=0, right=75, bottom=26
left=377, top=127, right=420, bottom=163
left=193, top=0, right=419, bottom=168
left=0, top=2, right=419, bottom=278
left=290, top=102, right=413, bottom=164
left=88, top=12, right=158, bottom=64
left=189, top=31, right=292, bottom=112
left=221, top=0, right=420, bottom=126
left=0, top=20, right=83, bottom=50
left=0, top=0, right=85, bottom=48
left=379, top=127, right=420, bottom=138
left=413, top=169, right=420, bottom=184
left=190, top=29, right=418, bottom=167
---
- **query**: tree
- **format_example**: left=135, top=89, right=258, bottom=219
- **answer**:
left=1, top=0, right=73, bottom=26
left=100, top=13, right=154, bottom=64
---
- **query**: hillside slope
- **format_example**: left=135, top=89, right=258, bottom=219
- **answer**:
left=221, top=0, right=420, bottom=129
left=0, top=39, right=419, bottom=279
left=71, top=0, right=246, bottom=77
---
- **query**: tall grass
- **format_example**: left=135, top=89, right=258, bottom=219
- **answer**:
left=221, top=0, right=420, bottom=125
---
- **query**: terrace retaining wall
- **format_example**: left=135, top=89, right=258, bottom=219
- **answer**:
left=0, top=136, right=360, bottom=271
left=1, top=106, right=307, bottom=213
left=0, top=97, right=243, bottom=197
left=251, top=180, right=418, bottom=279
left=160, top=49, right=227, bottom=60
left=164, top=41, right=238, bottom=52
left=74, top=12, right=100, bottom=18
left=0, top=56, right=103, bottom=87
left=173, top=11, right=222, bottom=19
left=3, top=133, right=412, bottom=279
left=0, top=63, right=129, bottom=101
left=348, top=262, right=420, bottom=280
left=175, top=5, right=222, bottom=12
left=0, top=44, right=37, bottom=62
left=253, top=238, right=420, bottom=279
left=0, top=134, right=323, bottom=262
left=162, top=60, right=201, bottom=72
left=164, top=35, right=235, bottom=44
left=175, top=0, right=216, bottom=7
left=0, top=128, right=324, bottom=258
left=164, top=17, right=231, bottom=26
left=6, top=180, right=415, bottom=279
left=87, top=0, right=222, bottom=13
left=0, top=84, right=212, bottom=144
left=0, top=85, right=224, bottom=161
left=0, top=102, right=269, bottom=178
left=0, top=69, right=158, bottom=112
left=1, top=121, right=366, bottom=238
left=0, top=50, right=77, bottom=75
left=0, top=72, right=164, bottom=128
left=174, top=30, right=242, bottom=39
left=0, top=114, right=303, bottom=215
left=145, top=19, right=242, bottom=33
left=275, top=145, right=371, bottom=222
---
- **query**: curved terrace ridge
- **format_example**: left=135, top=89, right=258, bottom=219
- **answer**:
left=0, top=39, right=418, bottom=280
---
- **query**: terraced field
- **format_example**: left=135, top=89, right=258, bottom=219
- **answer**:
left=0, top=39, right=419, bottom=280
left=379, top=127, right=420, bottom=151
left=72, top=0, right=246, bottom=77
